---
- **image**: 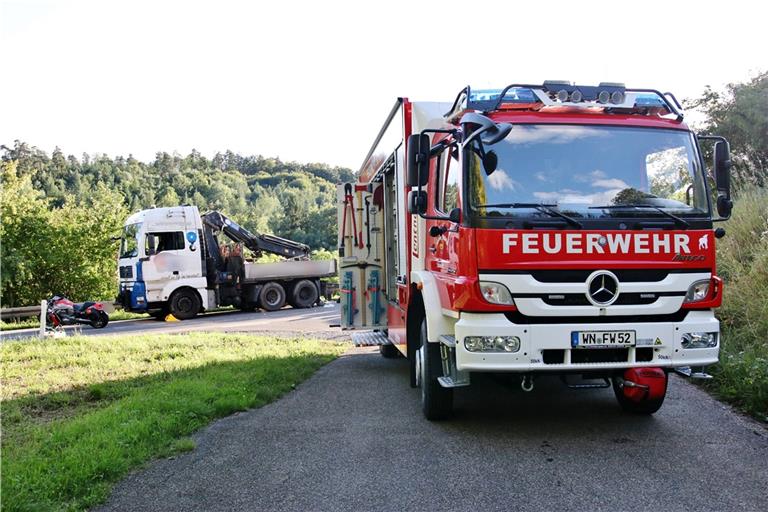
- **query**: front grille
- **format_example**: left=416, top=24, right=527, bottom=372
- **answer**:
left=541, top=347, right=655, bottom=365
left=538, top=292, right=683, bottom=306
left=481, top=268, right=710, bottom=283
left=571, top=348, right=629, bottom=364
left=119, top=265, right=133, bottom=278
left=504, top=310, right=689, bottom=324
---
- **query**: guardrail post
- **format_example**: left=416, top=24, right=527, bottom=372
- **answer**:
left=39, top=300, right=47, bottom=337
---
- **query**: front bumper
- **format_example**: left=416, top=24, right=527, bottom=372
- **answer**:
left=454, top=310, right=719, bottom=372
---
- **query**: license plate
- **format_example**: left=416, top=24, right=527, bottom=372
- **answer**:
left=571, top=330, right=636, bottom=348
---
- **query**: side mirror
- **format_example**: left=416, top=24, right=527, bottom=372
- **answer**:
left=408, top=189, right=427, bottom=215
left=483, top=150, right=498, bottom=176
left=448, top=207, right=461, bottom=224
left=147, top=235, right=156, bottom=256
left=407, top=133, right=430, bottom=187
left=714, top=140, right=733, bottom=218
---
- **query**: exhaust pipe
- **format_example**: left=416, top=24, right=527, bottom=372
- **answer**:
left=521, top=375, right=534, bottom=392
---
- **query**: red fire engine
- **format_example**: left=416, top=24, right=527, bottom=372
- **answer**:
left=338, top=82, right=733, bottom=420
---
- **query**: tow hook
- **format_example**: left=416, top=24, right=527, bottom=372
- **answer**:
left=620, top=379, right=649, bottom=391
left=521, top=375, right=534, bottom=392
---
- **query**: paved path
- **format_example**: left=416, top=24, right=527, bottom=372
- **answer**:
left=98, top=348, right=768, bottom=512
left=1, top=303, right=343, bottom=341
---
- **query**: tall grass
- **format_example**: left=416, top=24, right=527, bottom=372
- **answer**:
left=708, top=186, right=768, bottom=421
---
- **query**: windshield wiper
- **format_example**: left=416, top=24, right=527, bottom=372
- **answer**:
left=588, top=204, right=690, bottom=228
left=476, top=202, right=583, bottom=228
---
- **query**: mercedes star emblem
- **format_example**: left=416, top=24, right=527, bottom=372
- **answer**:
left=586, top=271, right=620, bottom=306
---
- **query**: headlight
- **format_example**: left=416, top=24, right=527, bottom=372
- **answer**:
left=479, top=281, right=514, bottom=305
left=684, top=279, right=710, bottom=303
left=681, top=332, right=718, bottom=349
left=464, top=335, right=521, bottom=353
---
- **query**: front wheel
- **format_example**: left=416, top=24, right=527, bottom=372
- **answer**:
left=418, top=318, right=453, bottom=420
left=168, top=289, right=201, bottom=320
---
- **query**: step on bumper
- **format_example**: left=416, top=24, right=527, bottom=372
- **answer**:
left=351, top=331, right=390, bottom=346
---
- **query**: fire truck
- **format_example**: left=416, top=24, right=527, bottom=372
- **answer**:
left=338, top=81, right=734, bottom=420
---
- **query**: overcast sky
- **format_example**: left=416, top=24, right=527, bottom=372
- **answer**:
left=1, top=0, right=765, bottom=171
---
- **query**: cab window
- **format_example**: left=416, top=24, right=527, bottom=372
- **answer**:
left=435, top=145, right=460, bottom=213
left=145, top=231, right=185, bottom=254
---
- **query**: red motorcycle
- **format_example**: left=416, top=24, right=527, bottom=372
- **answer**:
left=46, top=296, right=109, bottom=329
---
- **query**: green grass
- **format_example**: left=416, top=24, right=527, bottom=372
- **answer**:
left=0, top=333, right=346, bottom=511
left=1, top=310, right=148, bottom=331
left=705, top=186, right=768, bottom=421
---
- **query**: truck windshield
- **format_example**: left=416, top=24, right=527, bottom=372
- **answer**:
left=120, top=223, right=141, bottom=258
left=467, top=125, right=709, bottom=223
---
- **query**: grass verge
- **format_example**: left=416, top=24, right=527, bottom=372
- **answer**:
left=705, top=185, right=768, bottom=422
left=1, top=333, right=345, bottom=511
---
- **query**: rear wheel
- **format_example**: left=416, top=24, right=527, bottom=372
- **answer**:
left=259, top=282, right=286, bottom=311
left=417, top=318, right=453, bottom=420
left=291, top=279, right=319, bottom=309
left=168, top=289, right=201, bottom=320
left=90, top=311, right=109, bottom=328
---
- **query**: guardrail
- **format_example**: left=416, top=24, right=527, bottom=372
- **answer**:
left=1, top=305, right=42, bottom=322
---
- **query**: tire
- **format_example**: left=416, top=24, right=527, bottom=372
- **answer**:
left=612, top=376, right=667, bottom=414
left=90, top=311, right=109, bottom=329
left=259, top=282, right=286, bottom=312
left=168, top=289, right=201, bottom=320
left=379, top=343, right=401, bottom=359
left=291, top=279, right=319, bottom=309
left=417, top=318, right=453, bottom=420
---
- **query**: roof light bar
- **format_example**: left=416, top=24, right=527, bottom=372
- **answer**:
left=446, top=83, right=684, bottom=121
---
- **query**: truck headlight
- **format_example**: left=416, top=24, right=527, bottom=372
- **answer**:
left=464, top=336, right=521, bottom=353
left=681, top=332, right=718, bottom=349
left=684, top=279, right=710, bottom=303
left=479, top=281, right=514, bottom=305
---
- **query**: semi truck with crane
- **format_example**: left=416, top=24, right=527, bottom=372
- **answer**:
left=339, top=81, right=734, bottom=419
left=117, top=206, right=336, bottom=319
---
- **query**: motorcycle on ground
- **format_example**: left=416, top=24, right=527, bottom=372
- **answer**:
left=46, top=295, right=109, bottom=330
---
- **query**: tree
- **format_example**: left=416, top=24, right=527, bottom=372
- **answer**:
left=687, top=71, right=768, bottom=186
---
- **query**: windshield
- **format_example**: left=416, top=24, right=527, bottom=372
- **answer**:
left=120, top=223, right=141, bottom=259
left=467, top=125, right=709, bottom=222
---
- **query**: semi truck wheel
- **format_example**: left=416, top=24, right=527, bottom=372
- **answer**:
left=291, top=279, right=319, bottom=309
left=259, top=282, right=286, bottom=311
left=418, top=318, right=453, bottom=420
left=168, top=289, right=201, bottom=320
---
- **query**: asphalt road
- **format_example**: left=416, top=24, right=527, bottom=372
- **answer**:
left=1, top=303, right=343, bottom=341
left=98, top=347, right=768, bottom=512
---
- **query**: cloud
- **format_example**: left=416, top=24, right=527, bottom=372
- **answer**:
left=487, top=169, right=518, bottom=191
left=504, top=126, right=610, bottom=146
left=593, top=178, right=628, bottom=189
left=533, top=188, right=623, bottom=205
